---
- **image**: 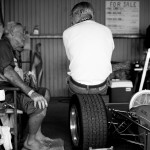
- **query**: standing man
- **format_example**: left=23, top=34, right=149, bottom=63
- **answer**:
left=0, top=21, right=51, bottom=150
left=63, top=2, right=115, bottom=94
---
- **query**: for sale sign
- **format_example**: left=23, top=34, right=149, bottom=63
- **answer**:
left=105, top=1, right=139, bottom=34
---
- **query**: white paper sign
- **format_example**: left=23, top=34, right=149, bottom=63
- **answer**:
left=105, top=1, right=140, bottom=34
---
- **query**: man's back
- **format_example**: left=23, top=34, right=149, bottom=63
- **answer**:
left=63, top=20, right=114, bottom=85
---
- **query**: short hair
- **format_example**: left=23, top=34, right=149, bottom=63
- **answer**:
left=4, top=21, right=23, bottom=36
left=71, top=2, right=94, bottom=23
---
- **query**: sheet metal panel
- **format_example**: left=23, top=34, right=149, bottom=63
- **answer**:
left=3, top=0, right=150, bottom=97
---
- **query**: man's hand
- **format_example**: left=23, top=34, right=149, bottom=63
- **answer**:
left=30, top=92, right=48, bottom=109
left=4, top=65, right=48, bottom=109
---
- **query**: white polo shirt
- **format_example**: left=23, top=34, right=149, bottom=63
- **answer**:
left=63, top=20, right=114, bottom=85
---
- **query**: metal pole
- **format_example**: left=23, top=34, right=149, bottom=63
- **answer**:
left=14, top=90, right=18, bottom=150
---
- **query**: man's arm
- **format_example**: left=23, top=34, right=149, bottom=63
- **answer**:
left=63, top=31, right=71, bottom=60
left=4, top=65, right=48, bottom=109
left=4, top=65, right=31, bottom=95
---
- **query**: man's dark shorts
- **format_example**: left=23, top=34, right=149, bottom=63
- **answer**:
left=5, top=87, right=47, bottom=115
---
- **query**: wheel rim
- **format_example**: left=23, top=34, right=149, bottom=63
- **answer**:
left=70, top=105, right=80, bottom=146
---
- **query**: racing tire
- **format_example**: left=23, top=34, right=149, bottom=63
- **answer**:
left=69, top=94, right=108, bottom=150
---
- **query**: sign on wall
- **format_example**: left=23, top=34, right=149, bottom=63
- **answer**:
left=105, top=1, right=140, bottom=34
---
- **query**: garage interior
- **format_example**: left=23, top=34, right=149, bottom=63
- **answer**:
left=0, top=0, right=150, bottom=150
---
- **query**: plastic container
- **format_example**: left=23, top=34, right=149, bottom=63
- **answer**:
left=110, top=80, right=133, bottom=103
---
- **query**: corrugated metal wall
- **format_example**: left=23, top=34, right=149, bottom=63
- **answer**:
left=3, top=0, right=150, bottom=97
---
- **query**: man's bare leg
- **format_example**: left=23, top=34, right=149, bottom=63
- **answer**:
left=24, top=110, right=49, bottom=150
left=35, top=89, right=52, bottom=143
left=23, top=89, right=50, bottom=149
left=36, top=125, right=53, bottom=145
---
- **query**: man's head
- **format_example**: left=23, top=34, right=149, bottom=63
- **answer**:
left=4, top=21, right=25, bottom=51
left=71, top=2, right=94, bottom=25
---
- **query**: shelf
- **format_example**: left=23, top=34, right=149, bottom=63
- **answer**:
left=113, top=34, right=145, bottom=39
left=30, top=34, right=145, bottom=39
left=30, top=35, right=62, bottom=39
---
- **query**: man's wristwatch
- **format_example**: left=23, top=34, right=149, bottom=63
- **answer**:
left=28, top=90, right=35, bottom=97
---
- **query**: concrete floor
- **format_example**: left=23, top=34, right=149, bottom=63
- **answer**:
left=42, top=98, right=143, bottom=150
left=42, top=98, right=71, bottom=150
